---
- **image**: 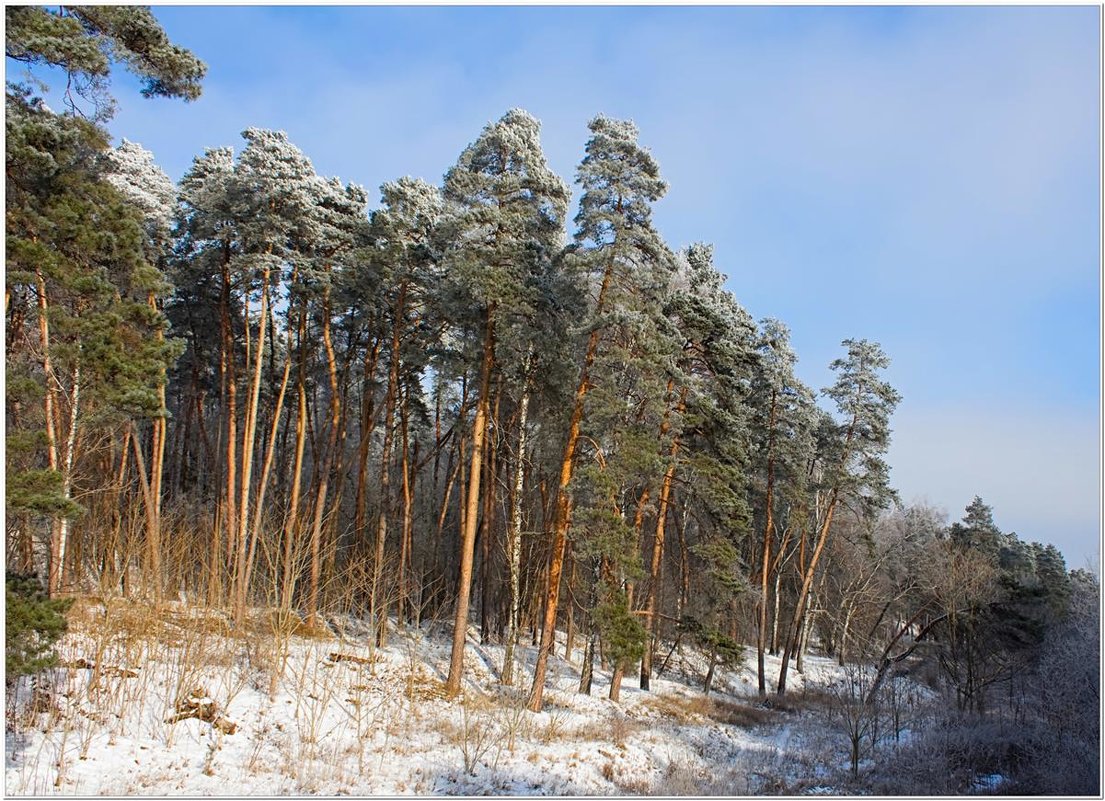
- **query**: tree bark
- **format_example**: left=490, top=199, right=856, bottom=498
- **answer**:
left=353, top=339, right=382, bottom=552
left=397, top=381, right=414, bottom=628
left=445, top=311, right=495, bottom=698
left=757, top=388, right=779, bottom=696
left=641, top=390, right=684, bottom=690
left=146, top=289, right=167, bottom=601
left=305, top=287, right=343, bottom=626
left=36, top=270, right=62, bottom=597
left=219, top=252, right=237, bottom=608
left=234, top=265, right=270, bottom=623
left=242, top=351, right=292, bottom=609
left=479, top=382, right=502, bottom=643
left=528, top=261, right=615, bottom=712
left=371, top=293, right=402, bottom=645
left=501, top=376, right=530, bottom=686
left=56, top=364, right=79, bottom=594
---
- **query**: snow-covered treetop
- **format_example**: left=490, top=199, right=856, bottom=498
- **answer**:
left=574, top=114, right=667, bottom=252
left=440, top=109, right=570, bottom=314
left=102, top=138, right=176, bottom=241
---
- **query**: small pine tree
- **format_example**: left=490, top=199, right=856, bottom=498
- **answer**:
left=5, top=572, right=73, bottom=682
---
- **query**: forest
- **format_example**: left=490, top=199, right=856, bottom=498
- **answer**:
left=6, top=7, right=1099, bottom=796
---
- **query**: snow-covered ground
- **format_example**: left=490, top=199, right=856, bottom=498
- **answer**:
left=5, top=599, right=896, bottom=795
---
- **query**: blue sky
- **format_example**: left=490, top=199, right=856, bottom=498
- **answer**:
left=36, top=6, right=1103, bottom=567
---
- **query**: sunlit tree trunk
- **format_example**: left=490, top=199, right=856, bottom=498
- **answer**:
left=445, top=311, right=495, bottom=698
left=529, top=263, right=613, bottom=712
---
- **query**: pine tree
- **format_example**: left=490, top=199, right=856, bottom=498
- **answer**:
left=172, top=129, right=369, bottom=621
left=653, top=245, right=757, bottom=693
left=748, top=318, right=815, bottom=694
left=5, top=571, right=74, bottom=680
left=6, top=1, right=203, bottom=598
left=100, top=138, right=178, bottom=598
left=7, top=94, right=180, bottom=596
left=777, top=339, right=900, bottom=695
left=6, top=6, right=205, bottom=120
left=529, top=115, right=670, bottom=711
left=438, top=109, right=569, bottom=698
left=363, top=176, right=442, bottom=642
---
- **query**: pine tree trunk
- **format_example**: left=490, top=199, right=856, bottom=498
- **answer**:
left=704, top=640, right=719, bottom=695
left=777, top=500, right=836, bottom=695
left=528, top=262, right=615, bottom=712
left=220, top=254, right=238, bottom=609
left=564, top=557, right=575, bottom=662
left=609, top=660, right=624, bottom=702
left=147, top=291, right=167, bottom=600
left=234, top=267, right=270, bottom=623
left=479, top=384, right=501, bottom=644
left=579, top=627, right=595, bottom=695
left=371, top=308, right=401, bottom=645
left=397, top=384, right=414, bottom=628
left=771, top=571, right=782, bottom=655
left=132, top=415, right=178, bottom=593
left=757, top=390, right=779, bottom=696
left=56, top=364, right=79, bottom=594
left=353, top=340, right=382, bottom=552
left=641, top=447, right=678, bottom=690
left=641, top=386, right=684, bottom=691
left=778, top=502, right=838, bottom=694
left=305, top=289, right=343, bottom=626
left=280, top=371, right=308, bottom=610
left=243, top=352, right=292, bottom=608
left=107, top=430, right=131, bottom=592
left=797, top=588, right=816, bottom=673
left=677, top=503, right=690, bottom=620
left=445, top=311, right=495, bottom=698
left=433, top=435, right=463, bottom=615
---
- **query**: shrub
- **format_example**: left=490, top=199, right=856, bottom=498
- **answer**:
left=5, top=571, right=73, bottom=682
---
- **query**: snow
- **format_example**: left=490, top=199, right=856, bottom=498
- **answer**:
left=5, top=600, right=904, bottom=795
left=970, top=773, right=1007, bottom=793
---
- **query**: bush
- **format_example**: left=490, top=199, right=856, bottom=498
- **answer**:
left=5, top=571, right=73, bottom=682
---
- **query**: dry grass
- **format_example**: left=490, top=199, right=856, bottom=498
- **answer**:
left=706, top=697, right=777, bottom=727
left=639, top=692, right=781, bottom=729
left=762, top=686, right=835, bottom=714
left=639, top=692, right=715, bottom=724
left=567, top=712, right=643, bottom=744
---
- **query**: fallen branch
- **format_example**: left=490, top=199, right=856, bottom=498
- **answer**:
left=166, top=688, right=238, bottom=734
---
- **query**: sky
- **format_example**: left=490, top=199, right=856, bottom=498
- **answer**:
left=25, top=5, right=1102, bottom=568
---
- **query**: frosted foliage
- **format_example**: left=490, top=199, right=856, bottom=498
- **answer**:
left=825, top=339, right=901, bottom=438
left=378, top=177, right=442, bottom=239
left=757, top=319, right=800, bottom=393
left=821, top=339, right=901, bottom=512
left=441, top=109, right=569, bottom=312
left=306, top=175, right=369, bottom=264
left=443, top=109, right=569, bottom=247
left=679, top=244, right=754, bottom=344
left=178, top=146, right=236, bottom=240
left=575, top=115, right=667, bottom=257
left=749, top=318, right=817, bottom=475
left=103, top=139, right=175, bottom=238
left=175, top=130, right=367, bottom=302
left=229, top=128, right=320, bottom=254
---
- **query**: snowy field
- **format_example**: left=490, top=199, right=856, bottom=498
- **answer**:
left=5, top=599, right=918, bottom=796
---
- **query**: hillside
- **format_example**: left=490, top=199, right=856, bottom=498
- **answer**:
left=7, top=599, right=929, bottom=796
